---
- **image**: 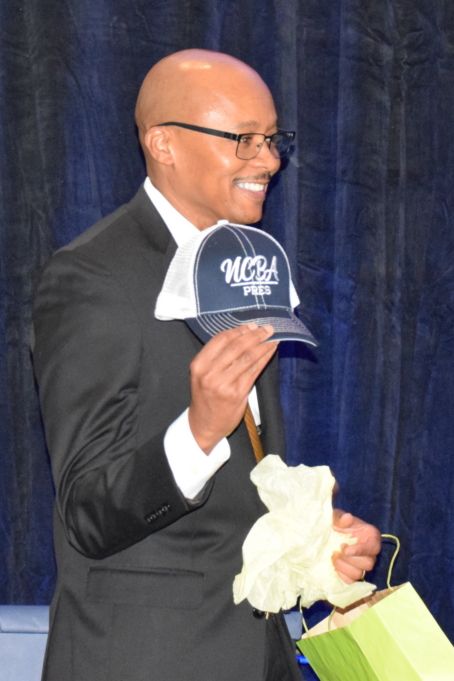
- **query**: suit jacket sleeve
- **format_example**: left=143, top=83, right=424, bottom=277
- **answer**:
left=32, top=248, right=207, bottom=560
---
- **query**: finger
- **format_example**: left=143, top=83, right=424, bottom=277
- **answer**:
left=233, top=343, right=279, bottom=397
left=329, top=470, right=339, bottom=502
left=342, top=539, right=381, bottom=558
left=332, top=510, right=354, bottom=529
left=209, top=334, right=278, bottom=398
left=225, top=337, right=278, bottom=385
left=190, top=325, right=270, bottom=383
left=333, top=569, right=355, bottom=585
left=199, top=324, right=261, bottom=362
left=240, top=340, right=279, bottom=378
left=339, top=548, right=376, bottom=571
left=213, top=324, right=275, bottom=369
left=332, top=552, right=372, bottom=583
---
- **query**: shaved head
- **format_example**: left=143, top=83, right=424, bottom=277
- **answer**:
left=136, top=49, right=281, bottom=229
left=135, top=50, right=273, bottom=139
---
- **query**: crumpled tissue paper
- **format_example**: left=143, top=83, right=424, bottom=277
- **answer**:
left=233, top=455, right=376, bottom=613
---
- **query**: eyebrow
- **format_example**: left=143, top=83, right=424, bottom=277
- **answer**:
left=232, top=120, right=279, bottom=131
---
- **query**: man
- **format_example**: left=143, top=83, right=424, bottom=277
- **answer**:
left=33, top=50, right=380, bottom=681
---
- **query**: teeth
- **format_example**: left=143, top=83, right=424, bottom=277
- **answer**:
left=237, top=182, right=266, bottom=192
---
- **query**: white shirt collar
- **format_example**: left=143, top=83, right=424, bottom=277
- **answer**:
left=143, top=177, right=200, bottom=247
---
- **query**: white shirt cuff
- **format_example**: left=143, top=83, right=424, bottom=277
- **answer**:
left=164, top=408, right=231, bottom=500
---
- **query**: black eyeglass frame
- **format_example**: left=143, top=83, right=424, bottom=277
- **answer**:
left=156, top=121, right=295, bottom=160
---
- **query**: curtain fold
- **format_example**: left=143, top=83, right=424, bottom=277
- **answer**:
left=1, top=0, right=453, bottom=642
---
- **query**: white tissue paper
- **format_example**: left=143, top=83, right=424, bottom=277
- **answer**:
left=233, top=455, right=376, bottom=613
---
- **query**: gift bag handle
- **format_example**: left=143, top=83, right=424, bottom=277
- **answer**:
left=381, top=534, right=400, bottom=590
left=302, top=533, right=401, bottom=636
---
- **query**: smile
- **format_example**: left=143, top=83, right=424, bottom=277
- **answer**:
left=236, top=182, right=267, bottom=193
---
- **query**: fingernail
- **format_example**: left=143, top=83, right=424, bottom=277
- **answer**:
left=263, top=324, right=274, bottom=333
left=247, top=323, right=258, bottom=330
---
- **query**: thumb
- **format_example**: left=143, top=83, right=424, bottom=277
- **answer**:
left=333, top=510, right=354, bottom=529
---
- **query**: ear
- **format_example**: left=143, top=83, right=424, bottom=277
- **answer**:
left=143, top=127, right=174, bottom=166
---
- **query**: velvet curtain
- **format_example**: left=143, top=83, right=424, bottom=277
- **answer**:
left=1, top=0, right=453, bottom=642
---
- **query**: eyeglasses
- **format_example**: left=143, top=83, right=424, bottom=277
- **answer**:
left=157, top=122, right=295, bottom=160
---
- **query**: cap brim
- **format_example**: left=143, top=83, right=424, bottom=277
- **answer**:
left=185, top=309, right=317, bottom=346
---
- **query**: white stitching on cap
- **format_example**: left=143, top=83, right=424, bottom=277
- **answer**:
left=224, top=225, right=261, bottom=307
left=194, top=224, right=253, bottom=315
left=196, top=311, right=313, bottom=342
left=230, top=226, right=267, bottom=308
left=197, top=303, right=289, bottom=315
left=193, top=225, right=224, bottom=316
left=192, top=223, right=293, bottom=317
left=226, top=223, right=294, bottom=307
left=221, top=312, right=311, bottom=334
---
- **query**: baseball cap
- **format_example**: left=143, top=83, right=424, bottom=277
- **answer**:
left=155, top=222, right=317, bottom=346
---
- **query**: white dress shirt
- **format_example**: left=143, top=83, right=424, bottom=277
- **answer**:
left=144, top=177, right=299, bottom=499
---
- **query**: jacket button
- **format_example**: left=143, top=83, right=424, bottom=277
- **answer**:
left=252, top=609, right=265, bottom=619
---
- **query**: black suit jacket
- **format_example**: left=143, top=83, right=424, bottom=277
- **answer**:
left=32, top=187, right=302, bottom=681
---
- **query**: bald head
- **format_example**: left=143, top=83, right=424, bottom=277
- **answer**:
left=135, top=49, right=281, bottom=229
left=135, top=50, right=272, bottom=139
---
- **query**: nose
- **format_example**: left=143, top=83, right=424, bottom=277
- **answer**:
left=251, top=140, right=281, bottom=173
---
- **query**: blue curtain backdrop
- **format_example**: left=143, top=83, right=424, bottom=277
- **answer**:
left=1, top=0, right=454, bottom=642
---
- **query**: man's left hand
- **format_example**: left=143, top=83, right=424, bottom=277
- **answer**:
left=331, top=510, right=381, bottom=584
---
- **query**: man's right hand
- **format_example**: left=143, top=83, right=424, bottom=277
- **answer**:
left=188, top=323, right=277, bottom=454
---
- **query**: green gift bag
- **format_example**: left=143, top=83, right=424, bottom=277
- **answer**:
left=297, top=582, right=454, bottom=680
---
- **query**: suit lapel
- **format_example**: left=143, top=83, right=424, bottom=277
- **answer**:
left=256, top=353, right=286, bottom=461
left=125, top=185, right=178, bottom=266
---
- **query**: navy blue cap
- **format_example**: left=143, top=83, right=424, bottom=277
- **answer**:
left=155, top=222, right=317, bottom=346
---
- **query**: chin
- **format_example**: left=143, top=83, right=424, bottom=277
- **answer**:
left=242, top=213, right=263, bottom=225
left=229, top=207, right=264, bottom=226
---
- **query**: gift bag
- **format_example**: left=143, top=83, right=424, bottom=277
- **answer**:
left=297, top=582, right=454, bottom=680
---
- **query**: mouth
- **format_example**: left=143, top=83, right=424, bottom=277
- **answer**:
left=235, top=181, right=268, bottom=197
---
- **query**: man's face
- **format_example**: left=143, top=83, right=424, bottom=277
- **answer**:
left=162, top=81, right=281, bottom=229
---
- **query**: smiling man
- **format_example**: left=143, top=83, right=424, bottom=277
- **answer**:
left=32, top=50, right=380, bottom=681
left=135, top=51, right=282, bottom=228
